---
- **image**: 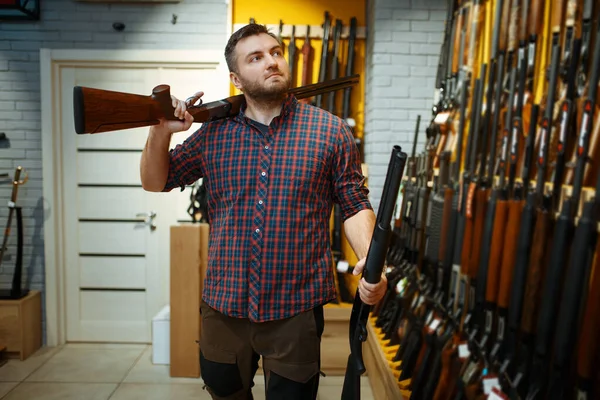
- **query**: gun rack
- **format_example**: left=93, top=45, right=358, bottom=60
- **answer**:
left=232, top=23, right=366, bottom=40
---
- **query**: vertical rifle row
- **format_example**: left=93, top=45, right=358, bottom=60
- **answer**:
left=369, top=0, right=600, bottom=398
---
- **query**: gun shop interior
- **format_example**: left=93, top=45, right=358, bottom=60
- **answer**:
left=1, top=0, right=600, bottom=399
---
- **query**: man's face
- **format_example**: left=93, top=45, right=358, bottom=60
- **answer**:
left=230, top=33, right=291, bottom=101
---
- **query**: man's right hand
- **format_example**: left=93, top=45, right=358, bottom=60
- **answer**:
left=154, top=91, right=204, bottom=134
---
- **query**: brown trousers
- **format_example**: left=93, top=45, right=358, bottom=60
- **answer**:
left=199, top=300, right=325, bottom=400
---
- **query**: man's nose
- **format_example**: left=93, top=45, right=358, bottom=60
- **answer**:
left=265, top=54, right=278, bottom=68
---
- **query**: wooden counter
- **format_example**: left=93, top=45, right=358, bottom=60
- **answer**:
left=0, top=290, right=42, bottom=361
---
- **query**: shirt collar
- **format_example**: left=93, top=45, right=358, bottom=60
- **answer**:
left=235, top=93, right=298, bottom=126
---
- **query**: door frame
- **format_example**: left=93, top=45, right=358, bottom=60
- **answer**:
left=40, top=48, right=229, bottom=346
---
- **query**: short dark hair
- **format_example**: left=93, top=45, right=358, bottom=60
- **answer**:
left=224, top=23, right=280, bottom=73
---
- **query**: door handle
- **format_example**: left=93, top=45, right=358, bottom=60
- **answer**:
left=136, top=211, right=157, bottom=231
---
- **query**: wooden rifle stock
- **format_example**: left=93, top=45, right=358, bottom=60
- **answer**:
left=484, top=201, right=508, bottom=318
left=494, top=198, right=524, bottom=359
left=528, top=0, right=544, bottom=40
left=519, top=202, right=551, bottom=335
left=73, top=74, right=359, bottom=135
left=301, top=25, right=313, bottom=87
left=499, top=0, right=513, bottom=53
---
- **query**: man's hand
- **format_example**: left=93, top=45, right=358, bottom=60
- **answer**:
left=155, top=91, right=203, bottom=135
left=352, top=257, right=387, bottom=305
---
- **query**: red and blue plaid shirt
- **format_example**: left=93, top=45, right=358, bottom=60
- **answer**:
left=163, top=94, right=372, bottom=322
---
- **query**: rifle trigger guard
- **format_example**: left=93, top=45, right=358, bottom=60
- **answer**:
left=185, top=95, right=203, bottom=107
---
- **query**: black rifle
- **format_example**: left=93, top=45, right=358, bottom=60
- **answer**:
left=341, top=146, right=408, bottom=400
left=342, top=17, right=357, bottom=123
left=545, top=21, right=600, bottom=397
left=288, top=25, right=297, bottom=87
left=314, top=12, right=331, bottom=109
left=327, top=19, right=343, bottom=114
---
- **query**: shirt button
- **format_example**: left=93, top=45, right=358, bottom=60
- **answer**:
left=255, top=228, right=260, bottom=233
left=265, top=145, right=269, bottom=150
left=259, top=200, right=263, bottom=205
left=261, top=171, right=266, bottom=176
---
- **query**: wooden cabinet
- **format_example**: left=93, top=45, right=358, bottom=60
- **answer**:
left=321, top=303, right=352, bottom=376
left=0, top=290, right=42, bottom=361
left=169, top=223, right=209, bottom=378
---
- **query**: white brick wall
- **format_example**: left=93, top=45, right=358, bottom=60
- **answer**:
left=0, top=0, right=228, bottom=343
left=365, top=0, right=447, bottom=211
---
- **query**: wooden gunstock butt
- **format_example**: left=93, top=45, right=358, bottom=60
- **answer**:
left=551, top=0, right=567, bottom=33
left=485, top=199, right=509, bottom=304
left=497, top=199, right=525, bottom=308
left=499, top=0, right=513, bottom=52
left=73, top=86, right=163, bottom=134
left=520, top=208, right=551, bottom=334
left=528, top=0, right=544, bottom=38
left=469, top=188, right=489, bottom=279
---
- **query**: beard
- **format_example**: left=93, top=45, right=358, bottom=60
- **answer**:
left=238, top=72, right=291, bottom=103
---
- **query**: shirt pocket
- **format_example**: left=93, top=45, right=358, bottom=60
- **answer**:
left=290, top=154, right=328, bottom=190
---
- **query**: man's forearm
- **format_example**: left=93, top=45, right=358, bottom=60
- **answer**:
left=140, top=126, right=172, bottom=192
left=343, top=208, right=376, bottom=260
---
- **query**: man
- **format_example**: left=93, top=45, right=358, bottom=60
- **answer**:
left=140, top=23, right=387, bottom=400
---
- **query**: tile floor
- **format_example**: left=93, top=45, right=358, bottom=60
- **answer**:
left=0, top=344, right=375, bottom=400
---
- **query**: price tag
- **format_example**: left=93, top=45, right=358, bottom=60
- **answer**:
left=429, top=318, right=441, bottom=332
left=336, top=260, right=349, bottom=273
left=487, top=387, right=509, bottom=400
left=458, top=343, right=470, bottom=359
left=483, top=376, right=500, bottom=395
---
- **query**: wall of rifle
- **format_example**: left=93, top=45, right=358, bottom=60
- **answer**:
left=369, top=0, right=600, bottom=398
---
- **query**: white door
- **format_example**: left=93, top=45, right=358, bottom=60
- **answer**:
left=59, top=63, right=223, bottom=342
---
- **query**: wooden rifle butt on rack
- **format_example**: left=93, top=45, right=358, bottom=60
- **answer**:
left=497, top=199, right=525, bottom=309
left=484, top=199, right=509, bottom=306
left=469, top=188, right=489, bottom=281
left=520, top=207, right=553, bottom=335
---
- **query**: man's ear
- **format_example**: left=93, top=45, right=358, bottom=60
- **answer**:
left=230, top=72, right=243, bottom=91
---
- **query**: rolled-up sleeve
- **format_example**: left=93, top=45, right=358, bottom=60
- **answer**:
left=331, top=122, right=372, bottom=221
left=162, top=126, right=206, bottom=192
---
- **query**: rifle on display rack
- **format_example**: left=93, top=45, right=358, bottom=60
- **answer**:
left=363, top=0, right=600, bottom=398
left=288, top=25, right=297, bottom=87
left=72, top=74, right=360, bottom=135
left=342, top=146, right=407, bottom=400
left=300, top=25, right=314, bottom=88
left=0, top=166, right=28, bottom=300
left=326, top=19, right=343, bottom=115
left=314, top=11, right=331, bottom=109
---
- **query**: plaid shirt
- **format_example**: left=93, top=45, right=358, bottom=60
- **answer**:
left=163, top=94, right=372, bottom=322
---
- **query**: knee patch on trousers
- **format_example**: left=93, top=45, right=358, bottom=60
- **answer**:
left=200, top=350, right=244, bottom=398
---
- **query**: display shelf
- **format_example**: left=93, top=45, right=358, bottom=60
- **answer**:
left=364, top=317, right=404, bottom=400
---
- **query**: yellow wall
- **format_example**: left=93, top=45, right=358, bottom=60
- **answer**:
left=230, top=0, right=367, bottom=139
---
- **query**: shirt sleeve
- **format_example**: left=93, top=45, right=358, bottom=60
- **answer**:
left=162, top=125, right=207, bottom=192
left=331, top=121, right=373, bottom=221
